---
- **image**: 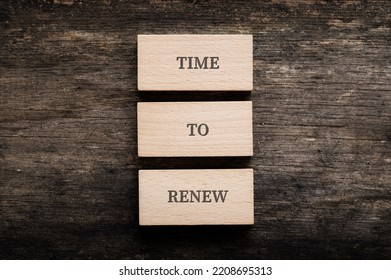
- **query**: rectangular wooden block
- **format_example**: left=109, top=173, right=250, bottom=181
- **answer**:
left=137, top=101, right=253, bottom=157
left=139, top=169, right=254, bottom=225
left=138, top=34, right=253, bottom=91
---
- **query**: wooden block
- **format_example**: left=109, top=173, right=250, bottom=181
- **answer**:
left=138, top=34, right=253, bottom=91
left=139, top=169, right=254, bottom=225
left=137, top=101, right=253, bottom=157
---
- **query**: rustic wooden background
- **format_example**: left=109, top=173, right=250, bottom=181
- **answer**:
left=0, top=0, right=390, bottom=259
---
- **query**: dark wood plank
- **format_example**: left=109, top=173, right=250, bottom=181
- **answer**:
left=0, top=0, right=390, bottom=259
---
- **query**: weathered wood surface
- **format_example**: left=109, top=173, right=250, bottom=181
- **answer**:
left=0, top=0, right=390, bottom=259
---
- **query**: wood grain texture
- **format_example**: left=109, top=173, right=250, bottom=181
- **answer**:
left=139, top=169, right=254, bottom=225
left=137, top=35, right=253, bottom=91
left=0, top=0, right=390, bottom=259
left=138, top=101, right=253, bottom=157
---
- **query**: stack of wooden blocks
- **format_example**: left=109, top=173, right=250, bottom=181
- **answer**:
left=137, top=35, right=254, bottom=226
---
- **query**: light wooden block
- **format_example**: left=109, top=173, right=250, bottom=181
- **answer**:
left=138, top=34, right=253, bottom=91
left=137, top=101, right=253, bottom=157
left=139, top=169, right=254, bottom=226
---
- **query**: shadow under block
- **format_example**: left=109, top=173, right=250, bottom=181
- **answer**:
left=139, top=169, right=254, bottom=226
left=137, top=34, right=253, bottom=91
left=137, top=101, right=253, bottom=157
